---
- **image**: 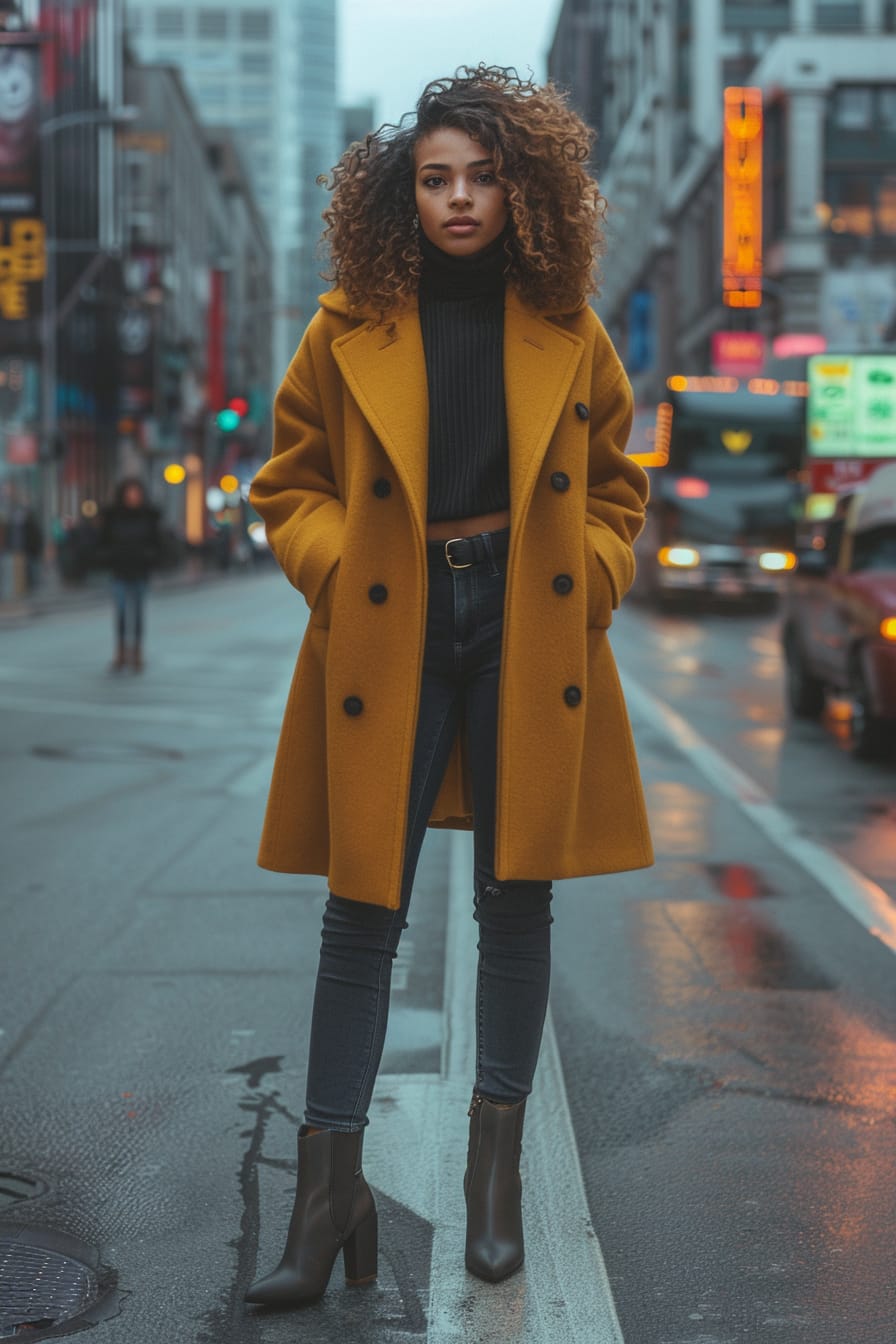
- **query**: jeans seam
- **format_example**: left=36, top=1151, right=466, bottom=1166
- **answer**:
left=346, top=694, right=456, bottom=1130
left=347, top=903, right=400, bottom=1130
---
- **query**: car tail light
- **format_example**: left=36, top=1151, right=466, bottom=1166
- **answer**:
left=674, top=477, right=710, bottom=499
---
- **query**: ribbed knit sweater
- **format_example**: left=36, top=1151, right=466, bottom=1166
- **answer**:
left=418, top=231, right=510, bottom=522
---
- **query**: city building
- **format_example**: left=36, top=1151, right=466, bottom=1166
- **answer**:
left=549, top=0, right=896, bottom=403
left=120, top=59, right=273, bottom=541
left=0, top=0, right=274, bottom=568
left=124, top=0, right=339, bottom=375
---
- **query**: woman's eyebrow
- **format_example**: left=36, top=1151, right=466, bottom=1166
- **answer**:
left=417, top=158, right=495, bottom=172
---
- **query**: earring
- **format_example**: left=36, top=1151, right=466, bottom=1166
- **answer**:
left=413, top=212, right=419, bottom=230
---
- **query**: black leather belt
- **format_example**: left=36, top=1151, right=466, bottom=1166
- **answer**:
left=427, top=528, right=510, bottom=571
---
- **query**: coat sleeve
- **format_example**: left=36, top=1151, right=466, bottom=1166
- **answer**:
left=585, top=362, right=649, bottom=609
left=249, top=325, right=346, bottom=608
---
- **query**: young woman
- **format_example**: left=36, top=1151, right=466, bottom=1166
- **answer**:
left=245, top=65, right=653, bottom=1307
left=97, top=477, right=162, bottom=672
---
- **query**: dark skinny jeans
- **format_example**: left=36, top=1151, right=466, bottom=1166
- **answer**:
left=304, top=528, right=553, bottom=1132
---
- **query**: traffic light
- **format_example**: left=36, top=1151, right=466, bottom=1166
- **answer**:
left=216, top=396, right=249, bottom=432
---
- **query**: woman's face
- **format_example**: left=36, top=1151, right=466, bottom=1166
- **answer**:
left=414, top=126, right=508, bottom=257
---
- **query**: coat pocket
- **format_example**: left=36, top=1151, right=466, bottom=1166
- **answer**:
left=584, top=538, right=617, bottom=630
left=309, top=558, right=340, bottom=629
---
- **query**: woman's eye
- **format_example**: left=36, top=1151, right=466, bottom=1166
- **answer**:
left=422, top=175, right=445, bottom=188
left=476, top=172, right=496, bottom=184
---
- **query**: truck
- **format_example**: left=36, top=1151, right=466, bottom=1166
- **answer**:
left=630, top=374, right=806, bottom=607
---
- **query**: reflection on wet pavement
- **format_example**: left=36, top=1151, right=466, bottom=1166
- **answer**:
left=644, top=779, right=713, bottom=856
left=622, top=901, right=896, bottom=1118
left=705, top=862, right=774, bottom=900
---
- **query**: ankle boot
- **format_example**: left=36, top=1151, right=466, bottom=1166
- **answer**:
left=244, top=1126, right=377, bottom=1306
left=109, top=641, right=127, bottom=672
left=464, top=1093, right=526, bottom=1282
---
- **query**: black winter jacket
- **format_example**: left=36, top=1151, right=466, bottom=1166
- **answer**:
left=97, top=505, right=162, bottom=581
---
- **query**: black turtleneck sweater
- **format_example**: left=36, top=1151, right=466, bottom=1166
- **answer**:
left=418, top=232, right=510, bottom=522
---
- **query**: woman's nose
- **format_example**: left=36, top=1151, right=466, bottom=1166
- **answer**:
left=449, top=178, right=472, bottom=206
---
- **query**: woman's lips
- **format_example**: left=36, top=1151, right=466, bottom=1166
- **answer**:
left=444, top=219, right=478, bottom=235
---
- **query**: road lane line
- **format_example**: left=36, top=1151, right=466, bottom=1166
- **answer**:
left=623, top=673, right=896, bottom=955
left=424, top=830, right=626, bottom=1343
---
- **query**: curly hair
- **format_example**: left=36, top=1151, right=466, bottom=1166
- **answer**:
left=318, top=65, right=606, bottom=320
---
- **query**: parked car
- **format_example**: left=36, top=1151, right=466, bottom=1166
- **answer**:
left=782, top=464, right=896, bottom=759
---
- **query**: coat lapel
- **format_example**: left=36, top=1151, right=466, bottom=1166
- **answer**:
left=330, top=291, right=585, bottom=545
left=504, top=293, right=585, bottom=529
left=332, top=308, right=429, bottom=542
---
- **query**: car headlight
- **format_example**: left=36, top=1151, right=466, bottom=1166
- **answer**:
left=758, top=550, right=797, bottom=572
left=658, top=545, right=701, bottom=569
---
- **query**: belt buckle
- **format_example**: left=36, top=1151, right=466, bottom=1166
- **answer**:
left=445, top=538, right=473, bottom=570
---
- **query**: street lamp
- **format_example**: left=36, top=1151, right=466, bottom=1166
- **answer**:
left=39, top=104, right=138, bottom=480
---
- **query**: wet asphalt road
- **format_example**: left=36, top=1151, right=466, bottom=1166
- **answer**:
left=1, top=569, right=894, bottom=1343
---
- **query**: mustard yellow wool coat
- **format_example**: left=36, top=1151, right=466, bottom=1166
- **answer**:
left=250, top=285, right=654, bottom=910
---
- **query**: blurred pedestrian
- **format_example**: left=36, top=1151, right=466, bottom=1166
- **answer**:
left=245, top=65, right=653, bottom=1307
left=0, top=487, right=42, bottom=600
left=97, top=478, right=162, bottom=672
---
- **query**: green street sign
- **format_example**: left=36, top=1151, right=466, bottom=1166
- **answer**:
left=808, top=354, right=896, bottom=458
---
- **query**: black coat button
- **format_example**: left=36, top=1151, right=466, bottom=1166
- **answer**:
left=574, top=402, right=590, bottom=421
left=563, top=685, right=582, bottom=707
left=343, top=696, right=364, bottom=716
left=372, top=477, right=392, bottom=498
left=553, top=573, right=574, bottom=595
left=551, top=471, right=570, bottom=492
left=368, top=584, right=388, bottom=604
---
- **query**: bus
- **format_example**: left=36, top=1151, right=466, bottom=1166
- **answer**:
left=629, top=374, right=807, bottom=605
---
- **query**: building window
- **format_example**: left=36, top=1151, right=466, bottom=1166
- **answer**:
left=814, top=1, right=862, bottom=28
left=155, top=8, right=184, bottom=37
left=833, top=86, right=873, bottom=130
left=198, top=9, right=229, bottom=39
left=241, top=10, right=272, bottom=40
left=879, top=89, right=896, bottom=131
left=723, top=0, right=789, bottom=32
left=241, top=51, right=271, bottom=75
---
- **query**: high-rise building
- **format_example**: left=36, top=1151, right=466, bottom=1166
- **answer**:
left=125, top=0, right=339, bottom=374
left=549, top=0, right=896, bottom=399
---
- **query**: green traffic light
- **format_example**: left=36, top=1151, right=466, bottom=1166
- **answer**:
left=216, top=408, right=241, bottom=431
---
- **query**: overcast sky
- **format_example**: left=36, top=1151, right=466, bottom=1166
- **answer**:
left=338, top=0, right=563, bottom=129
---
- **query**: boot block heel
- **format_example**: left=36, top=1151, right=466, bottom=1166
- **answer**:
left=343, top=1207, right=378, bottom=1284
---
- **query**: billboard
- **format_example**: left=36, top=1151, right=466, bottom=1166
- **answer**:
left=722, top=87, right=763, bottom=309
left=0, top=38, right=44, bottom=324
left=807, top=354, right=896, bottom=459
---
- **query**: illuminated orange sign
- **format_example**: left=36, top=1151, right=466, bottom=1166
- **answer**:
left=722, top=87, right=763, bottom=308
left=0, top=217, right=45, bottom=319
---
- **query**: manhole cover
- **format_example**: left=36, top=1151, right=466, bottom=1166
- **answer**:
left=0, top=1174, right=49, bottom=1212
left=0, top=1239, right=97, bottom=1338
left=31, top=743, right=183, bottom=763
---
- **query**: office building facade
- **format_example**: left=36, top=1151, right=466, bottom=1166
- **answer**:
left=549, top=0, right=896, bottom=401
left=125, top=0, right=339, bottom=374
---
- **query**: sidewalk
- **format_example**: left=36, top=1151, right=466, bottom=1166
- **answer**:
left=0, top=559, right=259, bottom=626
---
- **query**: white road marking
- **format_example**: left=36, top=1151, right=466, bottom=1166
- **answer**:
left=623, top=673, right=896, bottom=955
left=423, top=830, right=626, bottom=1343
